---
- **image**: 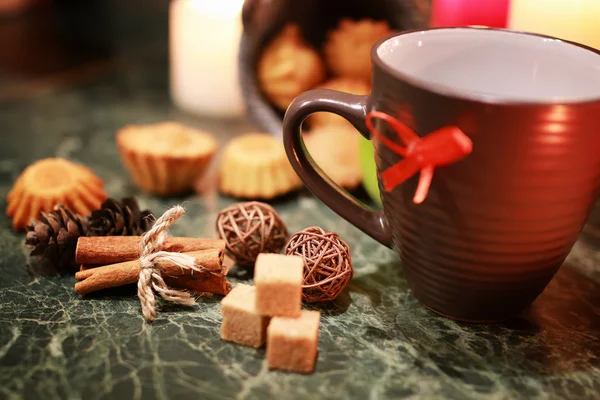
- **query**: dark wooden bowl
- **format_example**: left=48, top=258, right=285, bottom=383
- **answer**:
left=238, top=0, right=430, bottom=136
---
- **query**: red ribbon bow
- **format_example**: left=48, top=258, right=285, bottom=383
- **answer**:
left=365, top=111, right=473, bottom=204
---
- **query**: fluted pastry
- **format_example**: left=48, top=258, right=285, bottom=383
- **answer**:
left=117, top=122, right=218, bottom=196
left=219, top=133, right=302, bottom=199
left=6, top=158, right=107, bottom=231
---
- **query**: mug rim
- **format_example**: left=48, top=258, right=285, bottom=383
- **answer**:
left=371, top=26, right=600, bottom=106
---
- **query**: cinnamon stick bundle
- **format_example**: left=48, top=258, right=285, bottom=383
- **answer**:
left=75, top=249, right=230, bottom=296
left=76, top=236, right=225, bottom=265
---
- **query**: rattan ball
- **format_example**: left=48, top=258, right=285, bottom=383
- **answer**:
left=216, top=201, right=288, bottom=266
left=285, top=226, right=353, bottom=302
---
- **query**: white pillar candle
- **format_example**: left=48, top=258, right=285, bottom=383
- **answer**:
left=508, top=0, right=600, bottom=50
left=169, top=0, right=246, bottom=118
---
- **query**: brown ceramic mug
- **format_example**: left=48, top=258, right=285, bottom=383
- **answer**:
left=283, top=27, right=600, bottom=322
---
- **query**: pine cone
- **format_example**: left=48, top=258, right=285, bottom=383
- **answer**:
left=86, top=197, right=155, bottom=236
left=25, top=205, right=89, bottom=274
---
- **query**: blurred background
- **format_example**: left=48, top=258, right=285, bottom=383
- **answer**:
left=0, top=0, right=169, bottom=103
left=2, top=0, right=598, bottom=122
left=0, top=0, right=599, bottom=212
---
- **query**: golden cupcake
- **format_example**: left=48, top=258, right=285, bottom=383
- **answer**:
left=6, top=158, right=107, bottom=231
left=303, top=125, right=362, bottom=191
left=323, top=19, right=394, bottom=80
left=117, top=122, right=218, bottom=196
left=219, top=133, right=302, bottom=199
left=258, top=23, right=326, bottom=110
left=308, top=77, right=371, bottom=128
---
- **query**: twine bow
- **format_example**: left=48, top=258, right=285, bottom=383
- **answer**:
left=365, top=111, right=473, bottom=204
left=137, top=205, right=205, bottom=322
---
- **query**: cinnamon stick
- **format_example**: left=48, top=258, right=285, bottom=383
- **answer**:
left=74, top=248, right=225, bottom=295
left=76, top=236, right=225, bottom=265
left=165, top=274, right=231, bottom=296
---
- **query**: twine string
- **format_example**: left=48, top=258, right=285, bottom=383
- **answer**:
left=137, top=205, right=205, bottom=322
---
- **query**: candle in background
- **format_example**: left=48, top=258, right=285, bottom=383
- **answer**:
left=431, top=0, right=509, bottom=28
left=170, top=0, right=246, bottom=118
left=509, top=0, right=600, bottom=50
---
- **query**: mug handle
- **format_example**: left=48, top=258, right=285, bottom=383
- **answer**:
left=283, top=89, right=393, bottom=248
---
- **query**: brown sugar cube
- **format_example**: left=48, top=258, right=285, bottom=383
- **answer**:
left=254, top=253, right=303, bottom=317
left=220, top=284, right=269, bottom=348
left=266, top=310, right=321, bottom=373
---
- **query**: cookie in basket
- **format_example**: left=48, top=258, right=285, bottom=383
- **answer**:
left=117, top=122, right=218, bottom=196
left=307, top=77, right=371, bottom=129
left=324, top=18, right=394, bottom=80
left=6, top=158, right=107, bottom=231
left=219, top=133, right=302, bottom=199
left=258, top=23, right=326, bottom=110
left=303, top=125, right=362, bottom=191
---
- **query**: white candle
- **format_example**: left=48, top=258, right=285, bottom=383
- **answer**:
left=169, top=0, right=246, bottom=118
left=508, top=0, right=600, bottom=50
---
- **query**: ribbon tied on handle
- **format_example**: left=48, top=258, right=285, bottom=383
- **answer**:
left=365, top=111, right=473, bottom=204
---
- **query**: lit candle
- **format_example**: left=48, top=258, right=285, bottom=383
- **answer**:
left=169, top=0, right=246, bottom=118
left=508, top=0, right=600, bottom=50
left=431, top=0, right=509, bottom=28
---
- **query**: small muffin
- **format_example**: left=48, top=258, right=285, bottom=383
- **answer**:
left=117, top=122, right=218, bottom=196
left=308, top=77, right=371, bottom=128
left=219, top=133, right=302, bottom=199
left=303, top=125, right=362, bottom=191
left=258, top=24, right=326, bottom=110
left=6, top=158, right=107, bottom=231
left=324, top=19, right=394, bottom=80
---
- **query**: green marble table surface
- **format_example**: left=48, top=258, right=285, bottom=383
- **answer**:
left=1, top=4, right=600, bottom=400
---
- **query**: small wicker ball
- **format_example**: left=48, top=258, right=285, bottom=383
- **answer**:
left=216, top=201, right=288, bottom=266
left=285, top=226, right=353, bottom=302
